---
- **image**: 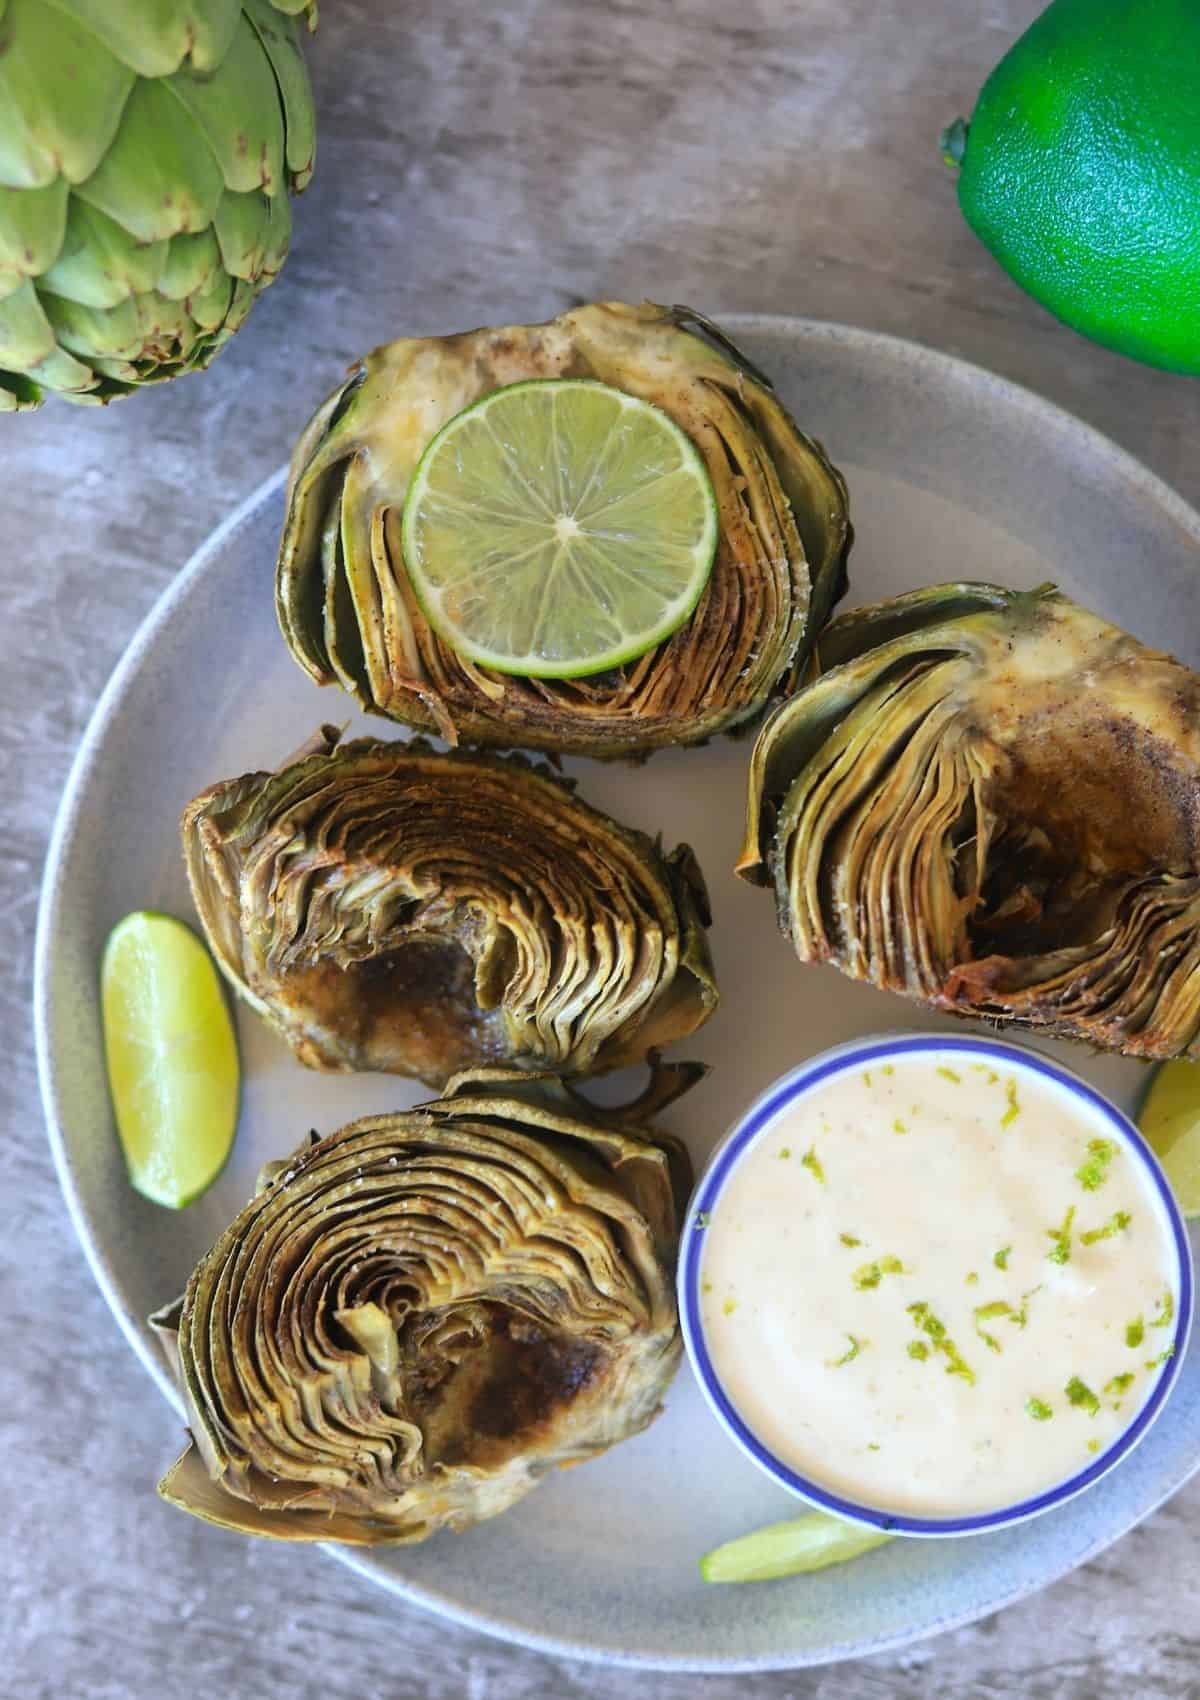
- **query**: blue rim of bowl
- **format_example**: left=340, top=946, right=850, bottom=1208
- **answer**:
left=678, top=1033, right=1195, bottom=1538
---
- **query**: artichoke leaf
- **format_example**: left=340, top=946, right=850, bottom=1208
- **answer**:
left=0, top=0, right=134, bottom=190
left=47, top=0, right=243, bottom=78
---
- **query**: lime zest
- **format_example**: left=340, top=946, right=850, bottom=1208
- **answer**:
left=1026, top=1397, right=1053, bottom=1421
left=827, top=1333, right=868, bottom=1368
left=839, top=1232, right=862, bottom=1248
left=853, top=1255, right=906, bottom=1291
left=801, top=1145, right=826, bottom=1185
left=1075, top=1138, right=1116, bottom=1191
left=908, top=1301, right=975, bottom=1385
left=993, top=1245, right=1012, bottom=1270
left=1080, top=1210, right=1132, bottom=1246
left=1046, top=1205, right=1076, bottom=1265
left=1065, top=1376, right=1100, bottom=1417
left=1000, top=1077, right=1021, bottom=1128
left=1125, top=1316, right=1145, bottom=1349
left=1151, top=1290, right=1175, bottom=1329
left=973, top=1299, right=1014, bottom=1354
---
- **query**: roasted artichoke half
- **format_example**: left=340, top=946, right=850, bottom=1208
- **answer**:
left=151, top=1063, right=696, bottom=1544
left=276, top=300, right=851, bottom=758
left=739, top=583, right=1200, bottom=1057
left=183, top=730, right=716, bottom=1084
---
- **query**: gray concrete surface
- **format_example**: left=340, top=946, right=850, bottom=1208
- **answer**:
left=7, top=2, right=1200, bottom=1694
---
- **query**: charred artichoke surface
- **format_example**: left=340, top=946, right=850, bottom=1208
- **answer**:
left=276, top=300, right=851, bottom=758
left=183, top=730, right=716, bottom=1084
left=152, top=1063, right=696, bottom=1544
left=739, top=583, right=1200, bottom=1057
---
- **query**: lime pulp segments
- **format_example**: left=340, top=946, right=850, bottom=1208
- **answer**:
left=400, top=378, right=719, bottom=679
left=101, top=911, right=240, bottom=1209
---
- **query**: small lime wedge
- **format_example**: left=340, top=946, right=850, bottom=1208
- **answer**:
left=101, top=911, right=239, bottom=1209
left=1137, top=1060, right=1200, bottom=1218
left=700, top=1511, right=892, bottom=1584
left=400, top=378, right=719, bottom=679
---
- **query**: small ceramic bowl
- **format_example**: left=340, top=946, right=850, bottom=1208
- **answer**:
left=678, top=1032, right=1194, bottom=1537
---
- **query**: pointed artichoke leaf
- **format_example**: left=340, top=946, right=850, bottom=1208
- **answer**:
left=245, top=0, right=317, bottom=189
left=46, top=0, right=242, bottom=77
left=0, top=0, right=134, bottom=189
left=75, top=78, right=224, bottom=245
left=168, top=13, right=285, bottom=196
left=0, top=178, right=67, bottom=291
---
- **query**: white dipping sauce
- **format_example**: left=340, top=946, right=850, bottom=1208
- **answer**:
left=699, top=1051, right=1181, bottom=1518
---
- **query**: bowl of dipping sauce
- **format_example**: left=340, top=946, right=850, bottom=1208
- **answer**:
left=678, top=1034, right=1193, bottom=1535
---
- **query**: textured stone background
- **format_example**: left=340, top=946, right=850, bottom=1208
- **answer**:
left=9, top=2, right=1200, bottom=1695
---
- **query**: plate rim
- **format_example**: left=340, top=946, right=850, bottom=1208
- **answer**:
left=34, top=316, right=1200, bottom=1672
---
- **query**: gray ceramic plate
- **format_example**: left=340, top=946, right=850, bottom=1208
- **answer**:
left=35, top=319, right=1200, bottom=1672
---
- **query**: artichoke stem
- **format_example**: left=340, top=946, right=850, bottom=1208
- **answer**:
left=940, top=117, right=969, bottom=169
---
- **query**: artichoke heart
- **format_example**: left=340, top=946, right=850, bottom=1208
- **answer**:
left=739, top=583, right=1200, bottom=1058
left=276, top=300, right=851, bottom=757
left=183, top=730, right=716, bottom=1084
left=151, top=1062, right=697, bottom=1544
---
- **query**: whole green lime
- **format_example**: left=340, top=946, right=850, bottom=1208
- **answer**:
left=944, top=0, right=1200, bottom=374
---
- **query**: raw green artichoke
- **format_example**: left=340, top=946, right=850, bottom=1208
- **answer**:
left=276, top=300, right=852, bottom=758
left=739, top=583, right=1200, bottom=1057
left=0, top=0, right=316, bottom=410
left=183, top=729, right=717, bottom=1085
left=151, top=1062, right=696, bottom=1544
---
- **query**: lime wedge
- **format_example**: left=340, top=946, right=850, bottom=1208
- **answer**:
left=700, top=1511, right=892, bottom=1583
left=101, top=911, right=240, bottom=1209
left=400, top=378, right=719, bottom=679
left=1137, top=1059, right=1200, bottom=1217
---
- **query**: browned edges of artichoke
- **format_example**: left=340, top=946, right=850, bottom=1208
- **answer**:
left=181, top=729, right=717, bottom=1086
left=739, top=582, right=1200, bottom=1058
left=150, top=1062, right=697, bottom=1544
left=275, top=300, right=852, bottom=759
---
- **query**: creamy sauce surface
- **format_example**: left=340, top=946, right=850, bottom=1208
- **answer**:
left=700, top=1051, right=1181, bottom=1518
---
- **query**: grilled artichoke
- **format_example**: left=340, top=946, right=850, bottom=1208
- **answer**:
left=183, top=730, right=716, bottom=1084
left=276, top=300, right=851, bottom=758
left=0, top=0, right=316, bottom=410
left=151, top=1062, right=696, bottom=1544
left=739, top=583, right=1200, bottom=1057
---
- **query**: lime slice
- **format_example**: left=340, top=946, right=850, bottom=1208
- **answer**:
left=1137, top=1059, right=1200, bottom=1217
left=101, top=911, right=240, bottom=1209
left=400, top=378, right=719, bottom=679
left=700, top=1511, right=892, bottom=1583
